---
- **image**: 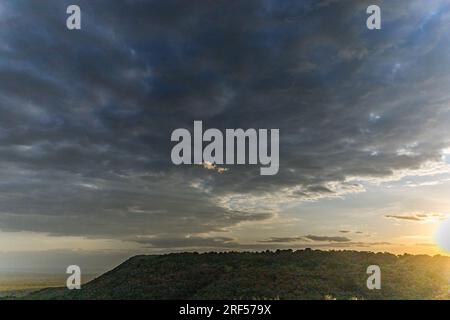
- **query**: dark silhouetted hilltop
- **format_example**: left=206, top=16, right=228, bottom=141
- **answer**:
left=25, top=250, right=450, bottom=300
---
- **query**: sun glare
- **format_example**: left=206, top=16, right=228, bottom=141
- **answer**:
left=434, top=218, right=450, bottom=253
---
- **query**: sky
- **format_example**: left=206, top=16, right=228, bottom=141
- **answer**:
left=1, top=0, right=450, bottom=273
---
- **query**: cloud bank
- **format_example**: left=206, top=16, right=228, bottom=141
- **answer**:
left=0, top=0, right=449, bottom=249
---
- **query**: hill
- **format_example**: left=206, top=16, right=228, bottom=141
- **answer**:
left=25, top=250, right=450, bottom=300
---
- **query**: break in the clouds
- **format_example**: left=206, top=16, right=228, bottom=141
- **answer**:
left=0, top=0, right=450, bottom=248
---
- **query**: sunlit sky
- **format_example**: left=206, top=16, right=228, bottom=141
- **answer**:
left=1, top=0, right=450, bottom=273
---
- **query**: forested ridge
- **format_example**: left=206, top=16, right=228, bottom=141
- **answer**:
left=26, top=249, right=450, bottom=300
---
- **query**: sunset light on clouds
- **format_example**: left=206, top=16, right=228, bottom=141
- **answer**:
left=0, top=0, right=450, bottom=278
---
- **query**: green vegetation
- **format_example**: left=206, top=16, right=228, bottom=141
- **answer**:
left=24, top=250, right=450, bottom=300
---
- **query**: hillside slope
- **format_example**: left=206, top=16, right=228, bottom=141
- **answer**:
left=26, top=250, right=450, bottom=300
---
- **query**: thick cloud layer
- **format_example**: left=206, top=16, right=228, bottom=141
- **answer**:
left=0, top=0, right=450, bottom=246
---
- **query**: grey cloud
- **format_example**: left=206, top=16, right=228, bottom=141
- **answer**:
left=132, top=236, right=237, bottom=249
left=385, top=213, right=445, bottom=222
left=385, top=215, right=422, bottom=221
left=0, top=0, right=449, bottom=241
left=259, top=237, right=307, bottom=243
left=305, top=235, right=351, bottom=243
left=261, top=235, right=351, bottom=243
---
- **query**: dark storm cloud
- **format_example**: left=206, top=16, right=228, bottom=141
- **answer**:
left=0, top=0, right=450, bottom=245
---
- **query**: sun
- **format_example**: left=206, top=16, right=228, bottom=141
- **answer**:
left=434, top=218, right=450, bottom=253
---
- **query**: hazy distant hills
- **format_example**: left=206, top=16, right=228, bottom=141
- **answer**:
left=25, top=250, right=450, bottom=300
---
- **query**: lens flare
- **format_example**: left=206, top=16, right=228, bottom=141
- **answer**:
left=434, top=218, right=450, bottom=253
